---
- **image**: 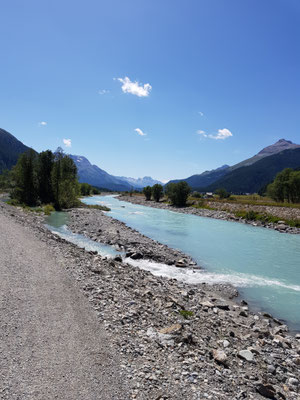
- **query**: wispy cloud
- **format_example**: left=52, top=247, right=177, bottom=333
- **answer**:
left=135, top=128, right=147, bottom=136
left=116, top=76, right=152, bottom=97
left=38, top=121, right=47, bottom=127
left=197, top=128, right=233, bottom=140
left=98, top=89, right=109, bottom=95
left=63, top=138, right=72, bottom=147
left=198, top=111, right=204, bottom=116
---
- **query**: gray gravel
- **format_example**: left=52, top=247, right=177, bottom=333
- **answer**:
left=0, top=212, right=128, bottom=400
left=1, top=200, right=300, bottom=399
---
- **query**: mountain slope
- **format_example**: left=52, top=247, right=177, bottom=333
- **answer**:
left=205, top=148, right=300, bottom=193
left=167, top=139, right=300, bottom=192
left=0, top=128, right=32, bottom=173
left=166, top=165, right=230, bottom=188
left=69, top=155, right=132, bottom=191
left=231, top=139, right=300, bottom=170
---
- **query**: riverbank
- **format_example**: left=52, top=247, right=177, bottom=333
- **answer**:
left=1, top=201, right=300, bottom=399
left=119, top=194, right=300, bottom=234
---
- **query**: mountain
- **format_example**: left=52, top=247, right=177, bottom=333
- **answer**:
left=205, top=147, right=300, bottom=194
left=69, top=154, right=132, bottom=191
left=116, top=176, right=163, bottom=189
left=0, top=128, right=32, bottom=174
left=167, top=139, right=300, bottom=193
left=167, top=164, right=230, bottom=189
left=230, top=139, right=300, bottom=170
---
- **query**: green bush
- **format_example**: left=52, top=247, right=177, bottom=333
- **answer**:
left=143, top=185, right=152, bottom=201
left=43, top=204, right=55, bottom=215
left=165, top=181, right=191, bottom=207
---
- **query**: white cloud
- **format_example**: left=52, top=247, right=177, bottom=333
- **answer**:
left=135, top=128, right=147, bottom=136
left=117, top=76, right=152, bottom=97
left=198, top=111, right=204, bottom=116
left=38, top=121, right=47, bottom=127
left=197, top=128, right=233, bottom=140
left=211, top=128, right=233, bottom=140
left=98, top=89, right=109, bottom=95
left=63, top=138, right=72, bottom=147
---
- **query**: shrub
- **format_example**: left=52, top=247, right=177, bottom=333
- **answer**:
left=166, top=181, right=191, bottom=207
left=143, top=185, right=152, bottom=201
left=43, top=204, right=55, bottom=215
left=152, top=184, right=164, bottom=202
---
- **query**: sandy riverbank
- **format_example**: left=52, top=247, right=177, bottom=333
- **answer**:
left=1, top=200, right=300, bottom=399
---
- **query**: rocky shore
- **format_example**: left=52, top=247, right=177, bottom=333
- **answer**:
left=119, top=195, right=300, bottom=234
left=1, top=200, right=300, bottom=399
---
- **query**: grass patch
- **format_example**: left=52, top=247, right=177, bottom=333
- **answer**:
left=207, top=195, right=300, bottom=209
left=79, top=202, right=111, bottom=212
left=234, top=210, right=300, bottom=228
left=191, top=199, right=217, bottom=210
left=179, top=310, right=194, bottom=319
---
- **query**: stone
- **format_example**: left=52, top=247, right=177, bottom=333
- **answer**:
left=238, top=350, right=254, bottom=362
left=159, top=323, right=183, bottom=335
left=239, top=310, right=248, bottom=317
left=175, top=259, right=187, bottom=268
left=256, top=383, right=276, bottom=398
left=288, top=377, right=298, bottom=386
left=130, top=252, right=143, bottom=260
left=215, top=302, right=230, bottom=311
left=212, top=349, right=228, bottom=366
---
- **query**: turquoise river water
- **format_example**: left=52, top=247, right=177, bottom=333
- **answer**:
left=85, top=195, right=300, bottom=331
left=46, top=195, right=300, bottom=331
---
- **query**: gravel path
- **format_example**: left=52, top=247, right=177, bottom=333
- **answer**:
left=0, top=212, right=128, bottom=400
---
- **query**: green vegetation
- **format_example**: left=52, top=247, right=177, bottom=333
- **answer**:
left=179, top=310, right=194, bottom=319
left=152, top=183, right=164, bottom=202
left=43, top=204, right=55, bottom=215
left=79, top=182, right=101, bottom=196
left=166, top=181, right=191, bottom=207
left=234, top=209, right=300, bottom=228
left=267, top=168, right=300, bottom=203
left=143, top=185, right=152, bottom=200
left=9, top=148, right=80, bottom=210
left=80, top=203, right=111, bottom=211
left=215, top=188, right=231, bottom=199
left=0, top=169, right=13, bottom=192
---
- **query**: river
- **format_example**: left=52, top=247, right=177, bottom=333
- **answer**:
left=79, top=195, right=300, bottom=331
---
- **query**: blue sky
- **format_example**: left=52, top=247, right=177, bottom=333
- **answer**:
left=1, top=0, right=300, bottom=181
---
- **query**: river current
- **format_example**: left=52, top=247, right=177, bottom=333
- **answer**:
left=80, top=195, right=300, bottom=331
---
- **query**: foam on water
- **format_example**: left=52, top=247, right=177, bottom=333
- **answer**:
left=126, top=258, right=300, bottom=292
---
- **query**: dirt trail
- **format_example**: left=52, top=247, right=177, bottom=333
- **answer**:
left=0, top=212, right=127, bottom=400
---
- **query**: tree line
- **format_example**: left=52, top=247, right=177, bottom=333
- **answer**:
left=143, top=181, right=191, bottom=207
left=267, top=168, right=300, bottom=203
left=7, top=148, right=80, bottom=209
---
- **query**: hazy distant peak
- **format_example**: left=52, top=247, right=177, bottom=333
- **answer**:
left=257, top=139, right=300, bottom=156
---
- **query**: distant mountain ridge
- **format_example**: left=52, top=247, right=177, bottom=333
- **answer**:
left=167, top=164, right=230, bottom=189
left=69, top=154, right=162, bottom=191
left=2, top=128, right=300, bottom=194
left=167, top=139, right=300, bottom=194
left=206, top=147, right=300, bottom=194
left=116, top=175, right=163, bottom=188
left=68, top=155, right=131, bottom=191
left=0, top=128, right=32, bottom=174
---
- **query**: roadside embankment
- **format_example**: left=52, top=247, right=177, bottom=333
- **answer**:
left=119, top=195, right=300, bottom=234
left=1, top=200, right=300, bottom=399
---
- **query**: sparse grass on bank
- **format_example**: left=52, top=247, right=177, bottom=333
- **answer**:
left=205, top=195, right=300, bottom=209
left=79, top=202, right=111, bottom=212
